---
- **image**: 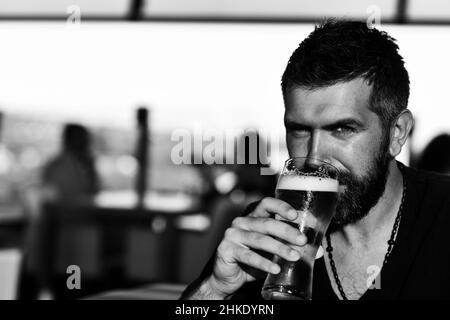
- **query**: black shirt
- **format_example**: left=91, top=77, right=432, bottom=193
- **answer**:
left=182, top=163, right=450, bottom=300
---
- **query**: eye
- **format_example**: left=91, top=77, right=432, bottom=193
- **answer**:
left=288, top=127, right=310, bottom=138
left=334, top=126, right=355, bottom=137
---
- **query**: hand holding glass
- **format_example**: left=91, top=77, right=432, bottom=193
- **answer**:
left=261, top=157, right=339, bottom=300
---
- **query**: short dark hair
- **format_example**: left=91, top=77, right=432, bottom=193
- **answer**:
left=281, top=19, right=410, bottom=130
left=63, top=123, right=90, bottom=153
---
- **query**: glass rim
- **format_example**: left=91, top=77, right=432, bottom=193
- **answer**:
left=284, top=157, right=338, bottom=171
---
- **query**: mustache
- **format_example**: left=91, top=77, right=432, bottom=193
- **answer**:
left=336, top=170, right=359, bottom=188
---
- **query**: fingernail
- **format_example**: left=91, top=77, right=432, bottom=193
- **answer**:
left=271, top=264, right=280, bottom=274
left=297, top=234, right=307, bottom=245
left=290, top=249, right=300, bottom=260
left=289, top=210, right=297, bottom=220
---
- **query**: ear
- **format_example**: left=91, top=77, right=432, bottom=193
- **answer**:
left=389, top=110, right=415, bottom=158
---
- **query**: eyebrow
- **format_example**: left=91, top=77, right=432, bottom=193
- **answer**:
left=284, top=118, right=365, bottom=130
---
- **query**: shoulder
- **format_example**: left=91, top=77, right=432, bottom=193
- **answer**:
left=404, top=164, right=450, bottom=197
left=45, top=153, right=72, bottom=166
left=403, top=163, right=450, bottom=224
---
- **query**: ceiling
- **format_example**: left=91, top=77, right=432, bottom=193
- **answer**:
left=0, top=0, right=449, bottom=24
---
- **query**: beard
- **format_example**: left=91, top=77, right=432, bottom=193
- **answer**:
left=327, top=134, right=392, bottom=233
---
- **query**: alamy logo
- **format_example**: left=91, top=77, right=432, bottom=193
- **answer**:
left=366, top=5, right=382, bottom=29
left=366, top=265, right=381, bottom=290
left=66, top=265, right=81, bottom=290
left=66, top=5, right=81, bottom=25
left=170, top=125, right=281, bottom=175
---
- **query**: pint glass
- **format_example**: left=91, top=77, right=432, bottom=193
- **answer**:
left=261, top=157, right=339, bottom=300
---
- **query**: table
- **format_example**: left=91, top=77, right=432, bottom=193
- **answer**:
left=0, top=203, right=27, bottom=249
left=38, top=199, right=209, bottom=298
left=86, top=283, right=187, bottom=300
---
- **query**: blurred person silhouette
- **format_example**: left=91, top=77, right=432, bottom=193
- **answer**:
left=42, top=123, right=100, bottom=204
left=21, top=123, right=101, bottom=299
left=191, top=130, right=277, bottom=213
left=232, top=130, right=278, bottom=199
left=416, top=134, right=450, bottom=175
left=202, top=130, right=278, bottom=254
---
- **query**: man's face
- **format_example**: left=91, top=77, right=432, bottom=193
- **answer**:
left=283, top=78, right=392, bottom=230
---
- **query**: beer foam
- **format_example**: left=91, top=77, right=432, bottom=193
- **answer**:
left=277, top=175, right=338, bottom=192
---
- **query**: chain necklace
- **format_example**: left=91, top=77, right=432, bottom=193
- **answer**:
left=325, top=163, right=407, bottom=300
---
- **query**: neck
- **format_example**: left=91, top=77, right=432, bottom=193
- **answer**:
left=336, top=160, right=404, bottom=247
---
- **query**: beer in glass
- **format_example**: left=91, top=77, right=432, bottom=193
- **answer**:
left=261, top=157, right=339, bottom=300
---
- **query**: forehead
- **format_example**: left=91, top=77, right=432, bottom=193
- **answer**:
left=284, top=78, right=376, bottom=125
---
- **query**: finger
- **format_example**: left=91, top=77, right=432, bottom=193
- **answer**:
left=229, top=228, right=301, bottom=262
left=232, top=217, right=307, bottom=246
left=233, top=244, right=281, bottom=275
left=249, top=197, right=298, bottom=221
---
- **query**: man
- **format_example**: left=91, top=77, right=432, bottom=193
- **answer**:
left=181, top=19, right=450, bottom=300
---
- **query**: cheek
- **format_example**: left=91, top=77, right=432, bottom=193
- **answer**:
left=337, top=139, right=382, bottom=176
left=286, top=135, right=304, bottom=156
left=286, top=135, right=314, bottom=158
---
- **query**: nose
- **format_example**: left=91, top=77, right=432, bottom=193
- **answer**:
left=304, top=131, right=342, bottom=176
left=288, top=129, right=334, bottom=167
left=306, top=129, right=325, bottom=161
